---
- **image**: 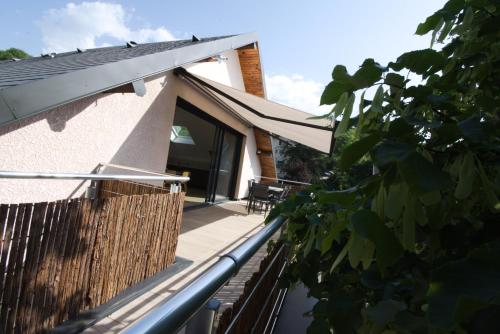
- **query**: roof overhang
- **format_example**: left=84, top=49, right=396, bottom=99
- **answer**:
left=176, top=68, right=335, bottom=154
left=0, top=33, right=258, bottom=128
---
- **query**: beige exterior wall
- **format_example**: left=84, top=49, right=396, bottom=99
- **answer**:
left=0, top=50, right=260, bottom=204
left=236, top=127, right=261, bottom=199
left=186, top=50, right=246, bottom=91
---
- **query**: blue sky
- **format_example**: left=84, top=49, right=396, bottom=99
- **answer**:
left=0, top=1, right=446, bottom=113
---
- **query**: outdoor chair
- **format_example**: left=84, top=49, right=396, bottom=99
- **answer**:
left=246, top=179, right=255, bottom=209
left=249, top=182, right=273, bottom=216
left=269, top=185, right=291, bottom=210
left=270, top=181, right=283, bottom=188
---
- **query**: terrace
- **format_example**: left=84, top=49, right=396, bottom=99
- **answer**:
left=82, top=200, right=267, bottom=333
left=0, top=168, right=304, bottom=334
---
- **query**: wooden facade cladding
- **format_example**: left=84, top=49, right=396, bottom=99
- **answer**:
left=237, top=44, right=277, bottom=180
left=237, top=45, right=266, bottom=98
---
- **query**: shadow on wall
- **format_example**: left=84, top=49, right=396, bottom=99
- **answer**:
left=62, top=88, right=173, bottom=198
left=107, top=82, right=174, bottom=176
left=0, top=95, right=99, bottom=136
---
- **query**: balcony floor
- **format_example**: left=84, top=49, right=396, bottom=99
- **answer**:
left=83, top=200, right=266, bottom=333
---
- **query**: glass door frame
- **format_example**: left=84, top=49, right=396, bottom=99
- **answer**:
left=175, top=98, right=242, bottom=203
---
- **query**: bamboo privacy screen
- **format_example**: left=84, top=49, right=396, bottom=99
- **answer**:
left=0, top=180, right=184, bottom=334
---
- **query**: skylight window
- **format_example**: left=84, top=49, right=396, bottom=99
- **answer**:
left=170, top=125, right=195, bottom=145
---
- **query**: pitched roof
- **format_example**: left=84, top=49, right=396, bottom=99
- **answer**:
left=0, top=37, right=229, bottom=89
left=0, top=33, right=258, bottom=127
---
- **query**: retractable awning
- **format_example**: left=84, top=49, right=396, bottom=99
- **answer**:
left=176, top=68, right=335, bottom=154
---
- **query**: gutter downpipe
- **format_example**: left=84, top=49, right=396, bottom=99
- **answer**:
left=123, top=215, right=286, bottom=334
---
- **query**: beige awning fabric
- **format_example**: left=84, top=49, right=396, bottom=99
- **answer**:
left=180, top=70, right=334, bottom=154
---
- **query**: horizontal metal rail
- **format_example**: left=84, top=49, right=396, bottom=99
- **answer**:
left=256, top=175, right=311, bottom=186
left=0, top=170, right=189, bottom=183
left=123, top=215, right=286, bottom=334
left=97, top=163, right=181, bottom=178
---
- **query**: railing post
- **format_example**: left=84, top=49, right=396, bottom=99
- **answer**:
left=185, top=298, right=221, bottom=334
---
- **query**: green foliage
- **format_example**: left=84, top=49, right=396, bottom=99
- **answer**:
left=0, top=48, right=30, bottom=60
left=270, top=1, right=500, bottom=332
left=279, top=129, right=372, bottom=188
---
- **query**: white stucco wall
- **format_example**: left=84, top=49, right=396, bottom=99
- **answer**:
left=185, top=50, right=246, bottom=90
left=0, top=72, right=177, bottom=204
left=0, top=49, right=261, bottom=204
left=236, top=127, right=262, bottom=199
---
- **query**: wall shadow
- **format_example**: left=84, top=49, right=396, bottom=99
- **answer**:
left=107, top=83, right=172, bottom=171
left=0, top=94, right=98, bottom=137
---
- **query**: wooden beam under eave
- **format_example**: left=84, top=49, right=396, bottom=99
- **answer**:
left=237, top=43, right=277, bottom=180
left=101, top=83, right=135, bottom=94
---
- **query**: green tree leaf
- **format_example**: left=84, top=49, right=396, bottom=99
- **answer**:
left=340, top=133, right=381, bottom=170
left=332, top=64, right=350, bottom=81
left=389, top=49, right=446, bottom=75
left=384, top=73, right=405, bottom=90
left=427, top=242, right=500, bottom=330
left=352, top=59, right=385, bottom=88
left=333, top=92, right=349, bottom=118
left=455, top=152, right=476, bottom=199
left=330, top=242, right=348, bottom=272
left=402, top=195, right=416, bottom=251
left=372, top=140, right=413, bottom=167
left=321, top=219, right=350, bottom=255
left=348, top=232, right=375, bottom=269
left=475, top=158, right=500, bottom=211
left=367, top=300, right=407, bottom=326
left=334, top=94, right=355, bottom=138
left=416, top=13, right=442, bottom=35
left=318, top=188, right=357, bottom=206
left=351, top=210, right=403, bottom=270
left=398, top=152, right=450, bottom=194
left=385, top=182, right=407, bottom=220
left=458, top=116, right=487, bottom=143
left=371, top=86, right=384, bottom=114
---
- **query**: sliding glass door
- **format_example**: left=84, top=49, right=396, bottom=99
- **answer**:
left=206, top=127, right=241, bottom=202
left=168, top=98, right=241, bottom=205
left=215, top=131, right=240, bottom=200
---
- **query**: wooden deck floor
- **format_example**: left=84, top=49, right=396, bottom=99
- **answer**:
left=83, top=201, right=266, bottom=333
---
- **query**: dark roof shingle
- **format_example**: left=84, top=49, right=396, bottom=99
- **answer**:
left=0, top=36, right=230, bottom=89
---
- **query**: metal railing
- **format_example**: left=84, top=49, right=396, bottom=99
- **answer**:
left=0, top=163, right=189, bottom=183
left=255, top=175, right=311, bottom=186
left=0, top=164, right=190, bottom=196
left=96, top=162, right=185, bottom=179
left=123, top=215, right=286, bottom=334
left=0, top=170, right=189, bottom=183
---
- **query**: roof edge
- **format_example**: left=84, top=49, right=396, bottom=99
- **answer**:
left=0, top=33, right=258, bottom=128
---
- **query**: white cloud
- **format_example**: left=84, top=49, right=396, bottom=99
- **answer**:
left=265, top=74, right=330, bottom=115
left=37, top=2, right=175, bottom=53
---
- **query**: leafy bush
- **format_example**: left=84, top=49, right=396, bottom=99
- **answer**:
left=279, top=129, right=372, bottom=187
left=269, top=1, right=500, bottom=333
left=0, top=48, right=30, bottom=60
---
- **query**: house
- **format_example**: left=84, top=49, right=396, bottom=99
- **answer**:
left=0, top=33, right=334, bottom=206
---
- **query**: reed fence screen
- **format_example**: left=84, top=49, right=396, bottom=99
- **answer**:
left=0, top=180, right=184, bottom=334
